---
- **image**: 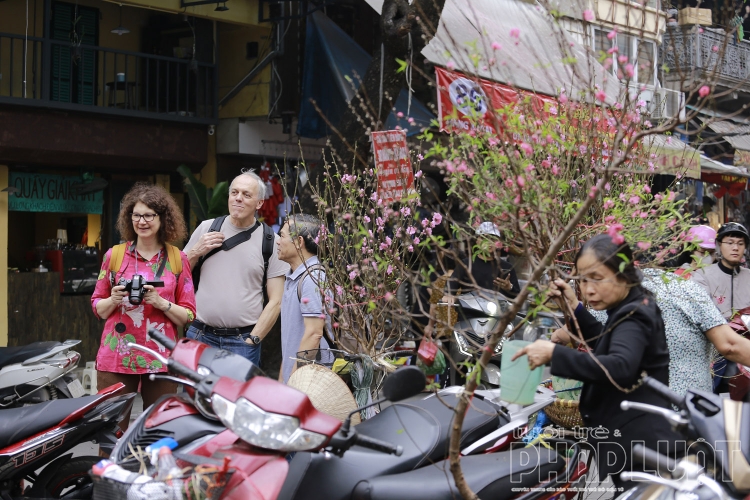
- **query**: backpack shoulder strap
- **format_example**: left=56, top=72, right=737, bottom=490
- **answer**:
left=297, top=264, right=326, bottom=301
left=261, top=223, right=275, bottom=302
left=164, top=243, right=182, bottom=276
left=108, top=243, right=128, bottom=285
left=209, top=215, right=227, bottom=233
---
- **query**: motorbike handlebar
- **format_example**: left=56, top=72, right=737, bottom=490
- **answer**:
left=147, top=327, right=177, bottom=351
left=633, top=444, right=678, bottom=477
left=355, top=433, right=403, bottom=456
left=643, top=377, right=685, bottom=409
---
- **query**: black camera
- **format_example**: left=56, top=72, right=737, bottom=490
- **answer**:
left=117, top=275, right=164, bottom=305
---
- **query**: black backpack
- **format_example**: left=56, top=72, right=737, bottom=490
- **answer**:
left=192, top=216, right=276, bottom=301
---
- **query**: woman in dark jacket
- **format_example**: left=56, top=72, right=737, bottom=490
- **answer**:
left=514, top=235, right=683, bottom=490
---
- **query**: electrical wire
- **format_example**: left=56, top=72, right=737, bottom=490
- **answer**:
left=24, top=0, right=28, bottom=97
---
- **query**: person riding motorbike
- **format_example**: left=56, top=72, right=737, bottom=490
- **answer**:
left=423, top=222, right=520, bottom=339
left=675, top=225, right=716, bottom=278
left=690, top=222, right=750, bottom=394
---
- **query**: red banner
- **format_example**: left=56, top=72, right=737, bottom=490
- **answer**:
left=436, top=67, right=556, bottom=135
left=702, top=172, right=748, bottom=196
left=372, top=130, right=413, bottom=204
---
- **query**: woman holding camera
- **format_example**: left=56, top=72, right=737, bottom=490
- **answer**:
left=91, top=183, right=196, bottom=430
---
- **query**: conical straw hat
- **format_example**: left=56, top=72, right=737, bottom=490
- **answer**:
left=288, top=364, right=361, bottom=425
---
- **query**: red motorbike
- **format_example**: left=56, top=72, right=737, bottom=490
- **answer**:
left=724, top=307, right=750, bottom=400
left=111, top=329, right=585, bottom=500
left=0, top=382, right=135, bottom=498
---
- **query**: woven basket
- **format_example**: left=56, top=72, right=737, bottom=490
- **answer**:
left=544, top=398, right=583, bottom=429
left=542, top=379, right=584, bottom=429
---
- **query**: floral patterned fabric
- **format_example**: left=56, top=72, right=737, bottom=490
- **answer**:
left=91, top=242, right=196, bottom=374
left=588, top=268, right=725, bottom=396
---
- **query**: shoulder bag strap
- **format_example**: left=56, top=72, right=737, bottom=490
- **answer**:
left=261, top=223, right=275, bottom=303
left=108, top=243, right=128, bottom=286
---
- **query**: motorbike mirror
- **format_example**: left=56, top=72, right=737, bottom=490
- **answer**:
left=382, top=366, right=426, bottom=402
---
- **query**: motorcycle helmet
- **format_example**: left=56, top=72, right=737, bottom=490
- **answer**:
left=716, top=222, right=750, bottom=245
left=475, top=221, right=502, bottom=238
left=687, top=225, right=716, bottom=250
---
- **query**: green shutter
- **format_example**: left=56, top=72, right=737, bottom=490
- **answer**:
left=51, top=2, right=98, bottom=105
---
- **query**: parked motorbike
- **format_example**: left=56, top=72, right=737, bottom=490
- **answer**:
left=111, top=328, right=561, bottom=500
left=0, top=339, right=84, bottom=407
left=0, top=382, right=135, bottom=498
left=618, top=376, right=750, bottom=500
left=721, top=309, right=750, bottom=400
left=449, top=291, right=563, bottom=387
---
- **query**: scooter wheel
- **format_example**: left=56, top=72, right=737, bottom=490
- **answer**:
left=28, top=455, right=99, bottom=498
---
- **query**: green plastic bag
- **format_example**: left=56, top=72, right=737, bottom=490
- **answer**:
left=417, top=348, right=446, bottom=376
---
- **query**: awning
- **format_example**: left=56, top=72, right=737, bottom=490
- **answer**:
left=421, top=0, right=622, bottom=104
left=297, top=10, right=435, bottom=139
left=642, top=134, right=701, bottom=179
left=704, top=121, right=750, bottom=152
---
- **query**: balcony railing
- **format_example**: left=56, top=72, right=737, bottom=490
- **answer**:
left=660, top=26, right=750, bottom=86
left=0, top=32, right=217, bottom=124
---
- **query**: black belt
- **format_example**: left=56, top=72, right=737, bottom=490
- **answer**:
left=191, top=320, right=255, bottom=336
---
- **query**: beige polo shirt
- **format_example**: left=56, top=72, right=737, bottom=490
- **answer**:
left=184, top=218, right=289, bottom=328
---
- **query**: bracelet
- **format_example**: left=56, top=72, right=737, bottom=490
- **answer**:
left=164, top=302, right=172, bottom=313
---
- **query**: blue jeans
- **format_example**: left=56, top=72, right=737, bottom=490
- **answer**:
left=186, top=324, right=261, bottom=367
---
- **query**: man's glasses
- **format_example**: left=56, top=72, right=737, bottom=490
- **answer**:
left=131, top=213, right=158, bottom=222
left=720, top=240, right=746, bottom=249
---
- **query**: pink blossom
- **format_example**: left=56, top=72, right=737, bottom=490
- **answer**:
left=517, top=176, right=526, bottom=187
left=363, top=215, right=371, bottom=223
left=333, top=322, right=340, bottom=329
left=446, top=61, right=455, bottom=70
left=491, top=41, right=502, bottom=50
left=396, top=111, right=404, bottom=118
left=549, top=106, right=558, bottom=115
left=486, top=192, right=497, bottom=200
left=605, top=182, right=611, bottom=192
left=607, top=224, right=625, bottom=245
left=605, top=215, right=616, bottom=223
left=552, top=165, right=559, bottom=175
left=595, top=91, right=607, bottom=102
left=384, top=292, right=393, bottom=301
left=371, top=261, right=378, bottom=271
left=445, top=160, right=456, bottom=173
left=541, top=159, right=551, bottom=168
left=301, top=297, right=310, bottom=304
left=607, top=46, right=619, bottom=55
left=712, top=45, right=719, bottom=53
left=318, top=314, right=326, bottom=319
left=629, top=195, right=640, bottom=204
left=698, top=85, right=710, bottom=98
left=583, top=9, right=595, bottom=22
left=510, top=28, right=520, bottom=39
left=637, top=241, right=651, bottom=250
left=618, top=55, right=629, bottom=64
left=349, top=271, right=358, bottom=281
left=415, top=170, right=423, bottom=178
left=386, top=265, right=393, bottom=275
left=413, top=237, right=421, bottom=244
left=643, top=185, right=651, bottom=194
left=432, top=213, right=443, bottom=225
left=607, top=30, right=616, bottom=40
left=520, top=142, right=533, bottom=156
left=624, top=63, right=634, bottom=78
left=407, top=245, right=414, bottom=252
left=589, top=186, right=598, bottom=199
left=603, top=199, right=615, bottom=209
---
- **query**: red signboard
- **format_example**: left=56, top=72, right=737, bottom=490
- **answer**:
left=372, top=130, right=413, bottom=204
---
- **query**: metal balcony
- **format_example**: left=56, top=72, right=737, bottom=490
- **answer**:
left=660, top=26, right=750, bottom=89
left=0, top=32, right=217, bottom=124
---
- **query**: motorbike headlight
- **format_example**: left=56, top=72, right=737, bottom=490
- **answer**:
left=211, top=394, right=328, bottom=451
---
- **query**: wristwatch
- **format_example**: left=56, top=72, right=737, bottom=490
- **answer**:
left=248, top=335, right=261, bottom=345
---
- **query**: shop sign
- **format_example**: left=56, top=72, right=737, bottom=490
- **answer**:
left=701, top=172, right=748, bottom=196
left=8, top=172, right=103, bottom=214
left=372, top=130, right=414, bottom=204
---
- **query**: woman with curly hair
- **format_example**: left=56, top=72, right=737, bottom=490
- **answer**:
left=91, top=183, right=196, bottom=430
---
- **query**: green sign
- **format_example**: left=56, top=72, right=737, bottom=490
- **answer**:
left=8, top=172, right=104, bottom=214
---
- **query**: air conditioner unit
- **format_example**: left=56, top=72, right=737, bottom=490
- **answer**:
left=650, top=87, right=686, bottom=122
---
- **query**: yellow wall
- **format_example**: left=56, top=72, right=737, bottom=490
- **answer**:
left=87, top=214, right=101, bottom=247
left=218, top=23, right=271, bottom=118
left=0, top=166, right=7, bottom=346
left=101, top=0, right=263, bottom=28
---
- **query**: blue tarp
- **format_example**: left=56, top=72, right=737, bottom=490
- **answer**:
left=297, top=10, right=434, bottom=139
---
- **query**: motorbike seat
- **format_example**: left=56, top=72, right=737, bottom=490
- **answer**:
left=0, top=394, right=102, bottom=449
left=352, top=446, right=567, bottom=500
left=278, top=393, right=502, bottom=500
left=0, top=342, right=61, bottom=371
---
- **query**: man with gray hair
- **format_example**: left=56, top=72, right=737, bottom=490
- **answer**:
left=276, top=213, right=334, bottom=383
left=184, top=170, right=289, bottom=366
